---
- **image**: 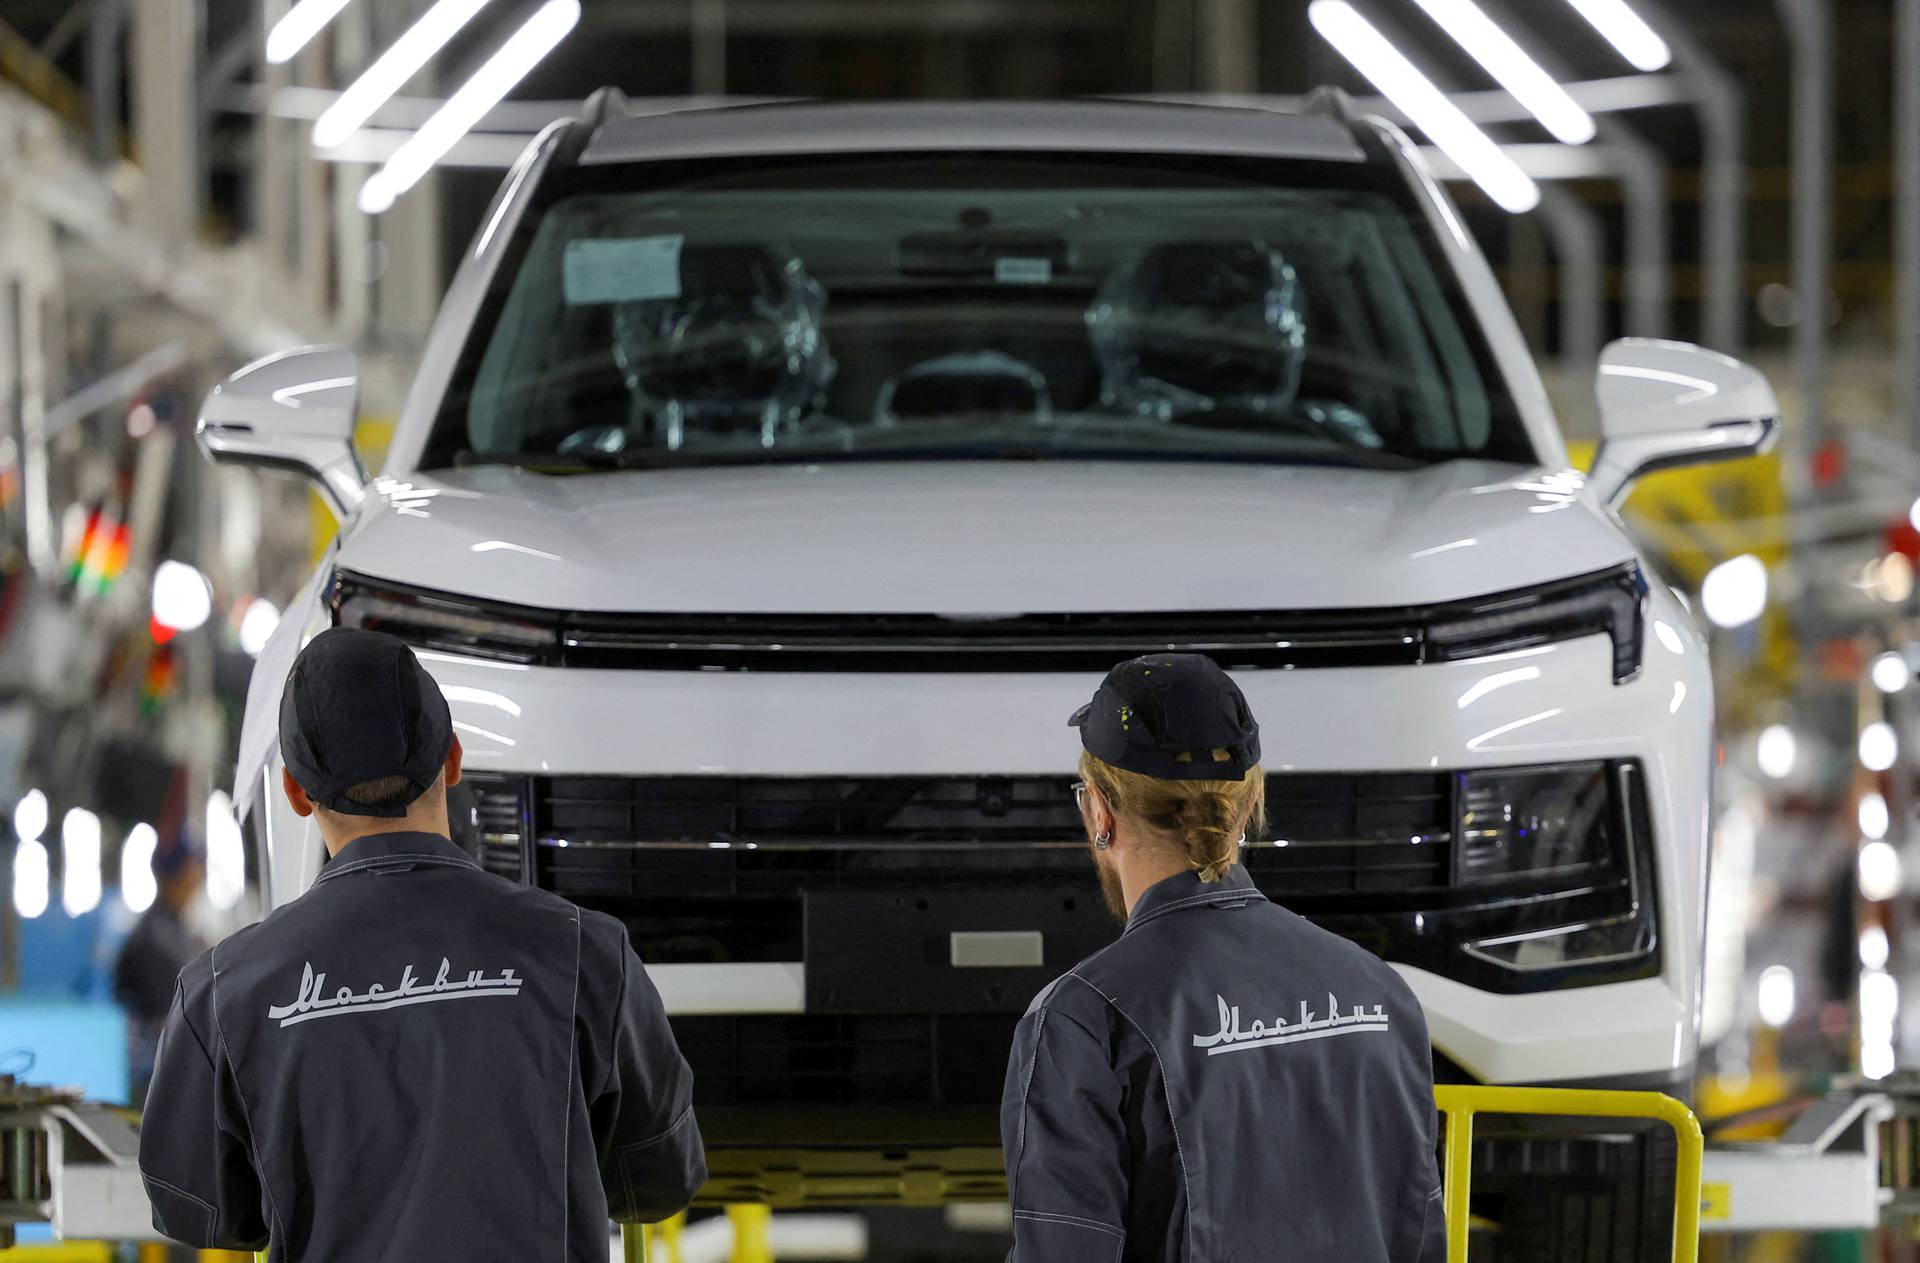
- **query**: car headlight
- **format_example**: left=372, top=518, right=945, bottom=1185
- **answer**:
left=1427, top=563, right=1647, bottom=684
left=1455, top=760, right=1657, bottom=978
left=330, top=570, right=557, bottom=663
left=1454, top=762, right=1620, bottom=886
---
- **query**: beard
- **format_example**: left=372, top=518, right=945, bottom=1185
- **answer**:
left=1092, top=845, right=1128, bottom=922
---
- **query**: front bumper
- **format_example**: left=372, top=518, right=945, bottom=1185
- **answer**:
left=259, top=618, right=1711, bottom=1088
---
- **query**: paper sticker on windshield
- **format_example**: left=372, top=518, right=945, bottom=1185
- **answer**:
left=995, top=256, right=1052, bottom=285
left=563, top=235, right=683, bottom=304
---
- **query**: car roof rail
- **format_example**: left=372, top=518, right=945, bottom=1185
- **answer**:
left=549, top=86, right=632, bottom=165
left=578, top=85, right=632, bottom=127
left=1299, top=85, right=1359, bottom=121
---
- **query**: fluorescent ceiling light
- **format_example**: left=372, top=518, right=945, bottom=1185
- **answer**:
left=266, top=0, right=356, bottom=65
left=313, top=0, right=495, bottom=149
left=359, top=0, right=580, bottom=214
left=13, top=838, right=48, bottom=919
left=1559, top=0, right=1671, bottom=72
left=1409, top=0, right=1595, bottom=144
left=61, top=807, right=101, bottom=918
left=122, top=823, right=158, bottom=914
left=1308, top=0, right=1539, bottom=213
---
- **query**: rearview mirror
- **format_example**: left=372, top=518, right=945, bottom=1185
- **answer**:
left=196, top=346, right=367, bottom=519
left=1588, top=338, right=1779, bottom=508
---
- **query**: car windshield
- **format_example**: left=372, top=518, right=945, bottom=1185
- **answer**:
left=424, top=153, right=1533, bottom=472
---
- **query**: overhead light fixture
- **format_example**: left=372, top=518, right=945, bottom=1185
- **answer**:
left=12, top=837, right=48, bottom=919
left=1307, top=0, right=1540, bottom=213
left=313, top=0, right=495, bottom=149
left=153, top=560, right=214, bottom=635
left=1409, top=0, right=1595, bottom=144
left=266, top=0, right=356, bottom=65
left=1756, top=724, right=1796, bottom=779
left=1558, top=0, right=1671, bottom=72
left=1755, top=963, right=1795, bottom=1028
left=61, top=807, right=101, bottom=917
left=14, top=787, right=47, bottom=843
left=238, top=598, right=282, bottom=658
left=1861, top=791, right=1891, bottom=840
left=359, top=0, right=580, bottom=214
left=1699, top=554, right=1767, bottom=629
left=1862, top=721, right=1900, bottom=773
left=1874, top=651, right=1913, bottom=694
left=206, top=790, right=247, bottom=911
left=122, top=823, right=159, bottom=914
left=1860, top=839, right=1904, bottom=901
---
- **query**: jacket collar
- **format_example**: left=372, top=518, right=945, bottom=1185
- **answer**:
left=1123, top=864, right=1266, bottom=935
left=314, top=831, right=478, bottom=884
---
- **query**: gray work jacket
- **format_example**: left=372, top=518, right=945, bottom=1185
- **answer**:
left=1002, top=866, right=1444, bottom=1262
left=138, top=831, right=704, bottom=1261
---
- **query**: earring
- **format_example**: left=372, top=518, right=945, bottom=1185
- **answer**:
left=1094, top=831, right=1113, bottom=850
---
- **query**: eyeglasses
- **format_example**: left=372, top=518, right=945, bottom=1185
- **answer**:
left=1073, top=780, right=1089, bottom=812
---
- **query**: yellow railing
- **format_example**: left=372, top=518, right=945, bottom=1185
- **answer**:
left=624, top=1206, right=769, bottom=1263
left=245, top=1088, right=1700, bottom=1263
left=1434, top=1084, right=1703, bottom=1263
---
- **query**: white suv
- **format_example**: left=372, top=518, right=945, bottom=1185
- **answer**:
left=203, top=96, right=1774, bottom=1205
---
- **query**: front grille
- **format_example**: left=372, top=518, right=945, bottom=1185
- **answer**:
left=469, top=769, right=1456, bottom=899
left=467, top=781, right=528, bottom=879
left=457, top=766, right=1654, bottom=1108
left=459, top=761, right=1653, bottom=1014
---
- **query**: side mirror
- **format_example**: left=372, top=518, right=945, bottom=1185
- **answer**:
left=196, top=346, right=367, bottom=519
left=1588, top=338, right=1779, bottom=509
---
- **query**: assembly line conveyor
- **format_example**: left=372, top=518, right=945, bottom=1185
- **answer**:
left=2, top=1074, right=1911, bottom=1260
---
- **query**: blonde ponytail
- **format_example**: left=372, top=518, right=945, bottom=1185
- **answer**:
left=1078, top=750, right=1266, bottom=882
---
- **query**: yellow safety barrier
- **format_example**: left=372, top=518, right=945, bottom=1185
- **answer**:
left=1434, top=1084, right=1703, bottom=1263
left=622, top=1206, right=771, bottom=1262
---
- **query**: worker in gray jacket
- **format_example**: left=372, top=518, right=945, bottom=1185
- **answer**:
left=1002, top=654, right=1443, bottom=1262
left=139, top=628, right=704, bottom=1260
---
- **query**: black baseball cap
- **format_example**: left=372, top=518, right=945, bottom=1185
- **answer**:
left=1069, top=654, right=1261, bottom=780
left=279, top=628, right=454, bottom=817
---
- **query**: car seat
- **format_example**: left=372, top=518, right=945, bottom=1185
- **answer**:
left=609, top=243, right=834, bottom=450
left=1086, top=239, right=1307, bottom=421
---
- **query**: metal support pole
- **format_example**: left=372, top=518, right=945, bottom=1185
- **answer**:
left=1153, top=0, right=1197, bottom=92
left=692, top=0, right=727, bottom=97
left=86, top=0, right=123, bottom=165
left=1606, top=124, right=1670, bottom=339
left=1536, top=186, right=1606, bottom=434
left=1775, top=0, right=1832, bottom=456
left=1199, top=0, right=1256, bottom=94
left=1899, top=0, right=1920, bottom=446
left=628, top=1218, right=675, bottom=1262
left=727, top=1204, right=773, bottom=1263
left=130, top=0, right=199, bottom=245
left=1442, top=1102, right=1473, bottom=1262
left=1634, top=0, right=1746, bottom=353
left=1482, top=2, right=1670, bottom=337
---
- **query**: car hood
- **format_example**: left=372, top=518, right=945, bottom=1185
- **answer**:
left=339, top=460, right=1631, bottom=613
